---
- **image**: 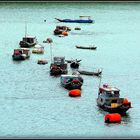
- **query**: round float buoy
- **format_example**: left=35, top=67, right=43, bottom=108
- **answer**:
left=104, top=113, right=121, bottom=123
left=69, top=89, right=81, bottom=97
left=123, top=98, right=129, bottom=105
left=62, top=31, right=68, bottom=36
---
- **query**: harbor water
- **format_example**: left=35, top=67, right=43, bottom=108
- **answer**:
left=0, top=2, right=140, bottom=138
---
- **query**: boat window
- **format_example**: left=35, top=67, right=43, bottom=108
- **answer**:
left=111, top=100, right=117, bottom=103
left=114, top=91, right=120, bottom=97
left=106, top=99, right=110, bottom=102
left=106, top=91, right=112, bottom=97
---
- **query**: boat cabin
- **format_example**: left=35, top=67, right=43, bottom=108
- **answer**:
left=22, top=36, right=37, bottom=44
left=97, top=84, right=131, bottom=114
left=99, top=84, right=120, bottom=97
left=79, top=16, right=91, bottom=20
left=13, top=48, right=30, bottom=55
left=97, top=84, right=125, bottom=106
left=53, top=57, right=65, bottom=65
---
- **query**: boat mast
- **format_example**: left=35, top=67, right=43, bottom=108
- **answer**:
left=98, top=68, right=103, bottom=95
left=50, top=43, right=53, bottom=63
left=25, top=20, right=27, bottom=37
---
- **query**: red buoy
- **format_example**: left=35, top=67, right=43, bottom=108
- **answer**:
left=69, top=89, right=81, bottom=97
left=104, top=113, right=121, bottom=123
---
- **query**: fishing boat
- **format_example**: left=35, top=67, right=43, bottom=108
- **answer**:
left=19, top=36, right=37, bottom=48
left=55, top=16, right=94, bottom=23
left=32, top=44, right=44, bottom=54
left=78, top=69, right=102, bottom=76
left=19, top=22, right=37, bottom=48
left=12, top=48, right=30, bottom=60
left=60, top=74, right=83, bottom=90
left=75, top=45, right=97, bottom=50
left=50, top=57, right=68, bottom=76
left=97, top=84, right=131, bottom=115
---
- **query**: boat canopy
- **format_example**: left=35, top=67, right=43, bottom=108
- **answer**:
left=34, top=44, right=44, bottom=48
left=99, top=84, right=120, bottom=92
left=14, top=48, right=30, bottom=51
left=61, top=75, right=81, bottom=78
left=24, top=36, right=36, bottom=39
left=79, top=16, right=91, bottom=19
left=53, top=57, right=65, bottom=65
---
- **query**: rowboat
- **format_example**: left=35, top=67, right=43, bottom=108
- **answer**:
left=78, top=69, right=102, bottom=76
left=75, top=45, right=97, bottom=50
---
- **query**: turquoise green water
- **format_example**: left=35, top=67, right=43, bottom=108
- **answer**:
left=0, top=2, right=140, bottom=138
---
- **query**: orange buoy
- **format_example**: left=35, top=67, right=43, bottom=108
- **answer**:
left=104, top=113, right=121, bottom=123
left=62, top=31, right=68, bottom=36
left=123, top=98, right=129, bottom=105
left=69, top=89, right=81, bottom=97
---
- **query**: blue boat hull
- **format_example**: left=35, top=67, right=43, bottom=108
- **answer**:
left=55, top=18, right=94, bottom=23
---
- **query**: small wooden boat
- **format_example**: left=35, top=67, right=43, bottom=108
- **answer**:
left=37, top=59, right=48, bottom=65
left=78, top=69, right=102, bottom=76
left=61, top=74, right=83, bottom=90
left=74, top=27, right=81, bottom=30
left=55, top=16, right=94, bottom=23
left=32, top=44, right=44, bottom=54
left=12, top=48, right=30, bottom=60
left=50, top=57, right=68, bottom=76
left=19, top=36, right=37, bottom=48
left=97, top=84, right=131, bottom=115
left=75, top=45, right=97, bottom=50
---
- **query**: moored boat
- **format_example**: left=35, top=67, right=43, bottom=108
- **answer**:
left=78, top=69, right=102, bottom=76
left=60, top=74, right=83, bottom=90
left=75, top=45, right=97, bottom=50
left=96, top=84, right=131, bottom=115
left=12, top=48, right=30, bottom=60
left=32, top=44, right=44, bottom=54
left=50, top=57, right=68, bottom=76
left=55, top=16, right=94, bottom=23
left=19, top=36, right=37, bottom=48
